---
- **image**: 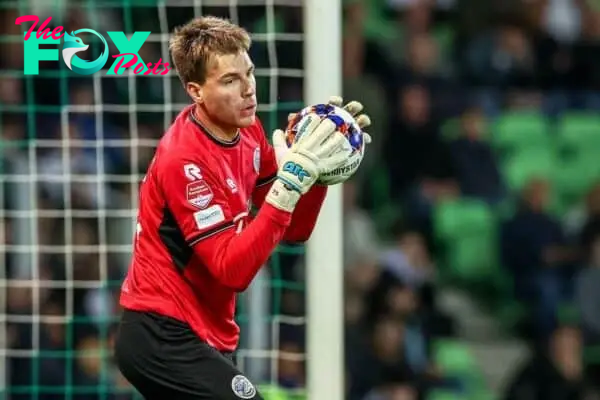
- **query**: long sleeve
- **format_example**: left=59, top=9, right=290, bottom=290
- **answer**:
left=283, top=184, right=327, bottom=242
left=251, top=119, right=328, bottom=243
left=160, top=154, right=293, bottom=292
left=253, top=181, right=327, bottom=242
left=193, top=202, right=292, bottom=291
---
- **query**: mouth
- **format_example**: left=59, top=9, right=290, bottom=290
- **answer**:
left=240, top=104, right=257, bottom=117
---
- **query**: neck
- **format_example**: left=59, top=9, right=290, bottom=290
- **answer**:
left=193, top=105, right=239, bottom=142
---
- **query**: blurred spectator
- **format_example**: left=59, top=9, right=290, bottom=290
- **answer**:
left=277, top=342, right=305, bottom=389
left=449, top=106, right=505, bottom=204
left=344, top=181, right=381, bottom=270
left=464, top=22, right=536, bottom=87
left=380, top=221, right=456, bottom=336
left=578, top=183, right=600, bottom=257
left=400, top=33, right=443, bottom=85
left=347, top=315, right=416, bottom=399
left=504, top=325, right=585, bottom=400
left=540, top=0, right=583, bottom=43
left=563, top=183, right=600, bottom=240
left=384, top=84, right=458, bottom=210
left=575, top=234, right=600, bottom=342
left=501, top=178, right=576, bottom=339
left=380, top=223, right=434, bottom=288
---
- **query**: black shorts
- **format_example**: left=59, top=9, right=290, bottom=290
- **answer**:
left=114, top=309, right=263, bottom=399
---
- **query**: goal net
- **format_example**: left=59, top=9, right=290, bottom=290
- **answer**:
left=2, top=1, right=316, bottom=398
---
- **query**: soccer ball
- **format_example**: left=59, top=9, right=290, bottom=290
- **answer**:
left=285, top=103, right=364, bottom=185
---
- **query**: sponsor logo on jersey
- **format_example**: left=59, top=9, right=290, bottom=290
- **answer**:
left=226, top=178, right=238, bottom=193
left=231, top=375, right=256, bottom=399
left=183, top=163, right=202, bottom=181
left=193, top=204, right=225, bottom=230
left=186, top=180, right=213, bottom=209
left=253, top=147, right=260, bottom=174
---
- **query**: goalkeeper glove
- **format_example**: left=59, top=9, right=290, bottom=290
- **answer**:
left=266, top=113, right=350, bottom=213
left=326, top=95, right=372, bottom=142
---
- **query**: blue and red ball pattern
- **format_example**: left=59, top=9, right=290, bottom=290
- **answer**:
left=285, top=103, right=363, bottom=153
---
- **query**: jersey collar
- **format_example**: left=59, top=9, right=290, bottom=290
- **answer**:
left=189, top=111, right=241, bottom=148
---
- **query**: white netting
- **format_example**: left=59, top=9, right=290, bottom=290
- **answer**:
left=1, top=1, right=310, bottom=397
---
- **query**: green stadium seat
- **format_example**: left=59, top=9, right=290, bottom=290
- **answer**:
left=557, top=113, right=600, bottom=144
left=491, top=112, right=549, bottom=156
left=258, top=385, right=306, bottom=400
left=555, top=153, right=600, bottom=199
left=427, top=390, right=463, bottom=400
left=259, top=386, right=289, bottom=400
left=434, top=199, right=495, bottom=240
left=433, top=340, right=477, bottom=374
left=447, top=235, right=497, bottom=281
left=554, top=113, right=600, bottom=198
left=502, top=149, right=555, bottom=191
left=362, top=0, right=399, bottom=42
left=434, top=199, right=497, bottom=282
left=433, top=24, right=455, bottom=53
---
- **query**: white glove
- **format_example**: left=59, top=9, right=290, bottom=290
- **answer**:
left=325, top=95, right=372, bottom=144
left=266, top=113, right=350, bottom=213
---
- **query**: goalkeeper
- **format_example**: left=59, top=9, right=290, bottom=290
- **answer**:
left=114, top=16, right=371, bottom=399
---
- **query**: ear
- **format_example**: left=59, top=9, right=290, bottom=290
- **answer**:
left=186, top=82, right=203, bottom=104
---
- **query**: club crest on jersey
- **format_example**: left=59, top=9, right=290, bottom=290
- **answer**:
left=253, top=147, right=260, bottom=174
left=186, top=180, right=213, bottom=209
left=231, top=375, right=256, bottom=399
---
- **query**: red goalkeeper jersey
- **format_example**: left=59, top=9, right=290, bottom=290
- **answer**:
left=120, top=105, right=326, bottom=351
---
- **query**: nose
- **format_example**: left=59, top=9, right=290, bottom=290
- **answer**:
left=242, top=77, right=255, bottom=98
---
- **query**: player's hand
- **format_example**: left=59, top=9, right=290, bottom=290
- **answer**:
left=286, top=96, right=373, bottom=144
left=266, top=113, right=350, bottom=213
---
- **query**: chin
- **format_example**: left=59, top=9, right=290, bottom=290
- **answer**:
left=237, top=114, right=256, bottom=127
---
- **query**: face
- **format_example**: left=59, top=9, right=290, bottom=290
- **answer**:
left=462, top=109, right=486, bottom=140
left=387, top=286, right=418, bottom=317
left=524, top=179, right=550, bottom=212
left=400, top=85, right=429, bottom=125
left=373, top=319, right=404, bottom=356
left=189, top=51, right=257, bottom=129
left=408, top=34, right=437, bottom=73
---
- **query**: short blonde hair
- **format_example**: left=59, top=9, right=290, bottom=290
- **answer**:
left=169, top=16, right=251, bottom=85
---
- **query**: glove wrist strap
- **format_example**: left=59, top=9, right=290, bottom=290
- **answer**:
left=265, top=180, right=301, bottom=213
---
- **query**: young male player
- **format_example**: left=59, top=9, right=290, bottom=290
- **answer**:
left=114, top=16, right=371, bottom=399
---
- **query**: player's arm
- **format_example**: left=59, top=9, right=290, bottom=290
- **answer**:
left=160, top=158, right=293, bottom=292
left=252, top=120, right=328, bottom=243
left=162, top=114, right=348, bottom=291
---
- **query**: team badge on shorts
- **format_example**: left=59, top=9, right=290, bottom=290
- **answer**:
left=231, top=375, right=256, bottom=399
left=253, top=147, right=260, bottom=174
left=186, top=180, right=213, bottom=209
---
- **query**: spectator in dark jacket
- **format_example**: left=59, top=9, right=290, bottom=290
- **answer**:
left=504, top=326, right=585, bottom=400
left=501, top=178, right=576, bottom=339
left=450, top=107, right=505, bottom=204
